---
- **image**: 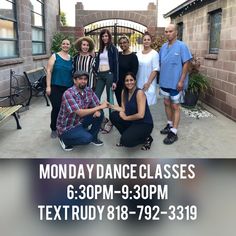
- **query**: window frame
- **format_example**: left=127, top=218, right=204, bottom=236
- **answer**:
left=31, top=0, right=46, bottom=55
left=177, top=22, right=183, bottom=41
left=209, top=9, right=222, bottom=54
left=0, top=0, right=19, bottom=59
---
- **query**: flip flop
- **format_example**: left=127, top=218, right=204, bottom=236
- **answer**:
left=116, top=142, right=123, bottom=147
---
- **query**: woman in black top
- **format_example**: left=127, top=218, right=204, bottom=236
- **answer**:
left=116, top=35, right=139, bottom=106
left=110, top=72, right=153, bottom=150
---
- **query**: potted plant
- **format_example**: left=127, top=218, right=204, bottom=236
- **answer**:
left=182, top=55, right=210, bottom=107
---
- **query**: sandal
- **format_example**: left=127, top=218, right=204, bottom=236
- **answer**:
left=141, top=135, right=153, bottom=151
left=101, top=122, right=113, bottom=134
left=100, top=117, right=109, bottom=131
left=116, top=142, right=124, bottom=147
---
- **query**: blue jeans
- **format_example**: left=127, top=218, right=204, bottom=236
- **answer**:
left=60, top=113, right=104, bottom=146
left=95, top=71, right=113, bottom=117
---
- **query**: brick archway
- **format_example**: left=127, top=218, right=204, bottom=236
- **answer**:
left=75, top=2, right=158, bottom=36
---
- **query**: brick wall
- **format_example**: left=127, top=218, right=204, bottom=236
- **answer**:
left=0, top=0, right=59, bottom=96
left=173, top=0, right=236, bottom=121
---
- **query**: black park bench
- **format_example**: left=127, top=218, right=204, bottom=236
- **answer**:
left=24, top=67, right=50, bottom=106
left=0, top=69, right=26, bottom=130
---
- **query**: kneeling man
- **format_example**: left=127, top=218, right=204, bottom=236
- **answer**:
left=57, top=71, right=108, bottom=151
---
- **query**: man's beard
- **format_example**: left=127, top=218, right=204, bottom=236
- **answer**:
left=78, top=84, right=86, bottom=89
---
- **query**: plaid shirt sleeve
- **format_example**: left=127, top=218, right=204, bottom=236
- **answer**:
left=89, top=88, right=100, bottom=108
left=63, top=90, right=80, bottom=113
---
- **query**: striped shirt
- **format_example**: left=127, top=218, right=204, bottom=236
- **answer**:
left=56, top=85, right=100, bottom=135
left=73, top=54, right=95, bottom=88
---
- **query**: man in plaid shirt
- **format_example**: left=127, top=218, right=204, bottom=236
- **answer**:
left=57, top=71, right=108, bottom=151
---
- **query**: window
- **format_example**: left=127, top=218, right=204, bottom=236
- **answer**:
left=0, top=0, right=18, bottom=59
left=30, top=0, right=45, bottom=55
left=177, top=22, right=183, bottom=41
left=209, top=9, right=222, bottom=54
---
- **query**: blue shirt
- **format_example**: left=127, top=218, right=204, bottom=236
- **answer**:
left=159, top=40, right=192, bottom=90
left=52, top=53, right=73, bottom=87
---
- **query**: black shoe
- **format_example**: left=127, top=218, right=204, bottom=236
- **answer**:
left=141, top=135, right=153, bottom=150
left=59, top=139, right=73, bottom=151
left=163, top=131, right=178, bottom=145
left=160, top=124, right=172, bottom=135
left=91, top=138, right=104, bottom=146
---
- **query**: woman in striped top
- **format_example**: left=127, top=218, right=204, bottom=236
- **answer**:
left=73, top=36, right=96, bottom=89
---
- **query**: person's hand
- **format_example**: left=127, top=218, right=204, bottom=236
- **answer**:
left=119, top=111, right=127, bottom=120
left=93, top=111, right=101, bottom=118
left=143, top=82, right=150, bottom=91
left=99, top=100, right=108, bottom=109
left=177, top=80, right=184, bottom=91
left=107, top=103, right=114, bottom=109
left=108, top=103, right=124, bottom=112
left=46, top=86, right=51, bottom=96
left=112, top=83, right=117, bottom=90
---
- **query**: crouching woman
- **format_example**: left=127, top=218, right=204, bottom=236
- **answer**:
left=110, top=72, right=153, bottom=150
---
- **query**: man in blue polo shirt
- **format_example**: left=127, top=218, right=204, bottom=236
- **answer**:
left=159, top=23, right=192, bottom=144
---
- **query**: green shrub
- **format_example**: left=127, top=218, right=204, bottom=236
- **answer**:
left=188, top=73, right=210, bottom=94
left=188, top=55, right=210, bottom=93
left=151, top=35, right=167, bottom=52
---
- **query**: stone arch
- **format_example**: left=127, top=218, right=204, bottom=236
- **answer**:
left=75, top=2, right=158, bottom=35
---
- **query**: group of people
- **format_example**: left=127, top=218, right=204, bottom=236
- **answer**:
left=45, top=23, right=192, bottom=152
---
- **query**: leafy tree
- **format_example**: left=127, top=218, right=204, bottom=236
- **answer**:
left=151, top=35, right=167, bottom=52
left=60, top=12, right=67, bottom=26
left=51, top=32, right=77, bottom=56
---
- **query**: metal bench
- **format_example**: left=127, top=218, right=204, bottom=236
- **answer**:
left=24, top=67, right=50, bottom=106
left=0, top=69, right=31, bottom=130
left=0, top=104, right=22, bottom=129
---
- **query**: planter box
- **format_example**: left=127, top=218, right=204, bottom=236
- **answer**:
left=182, top=91, right=200, bottom=108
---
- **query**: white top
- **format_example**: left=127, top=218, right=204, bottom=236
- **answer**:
left=99, top=49, right=109, bottom=66
left=136, top=49, right=159, bottom=105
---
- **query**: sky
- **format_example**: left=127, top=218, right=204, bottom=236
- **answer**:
left=60, top=0, right=186, bottom=27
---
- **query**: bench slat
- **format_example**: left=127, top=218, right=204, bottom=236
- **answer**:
left=0, top=105, right=22, bottom=122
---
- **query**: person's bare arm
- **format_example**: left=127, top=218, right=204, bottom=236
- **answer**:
left=119, top=90, right=146, bottom=121
left=75, top=101, right=108, bottom=117
left=177, top=61, right=190, bottom=91
left=46, top=55, right=56, bottom=96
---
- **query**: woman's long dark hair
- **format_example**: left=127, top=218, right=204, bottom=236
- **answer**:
left=122, top=72, right=137, bottom=104
left=99, top=29, right=112, bottom=52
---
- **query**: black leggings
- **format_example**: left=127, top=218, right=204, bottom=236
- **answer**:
left=49, top=85, right=68, bottom=131
left=110, top=111, right=153, bottom=147
left=114, top=80, right=123, bottom=106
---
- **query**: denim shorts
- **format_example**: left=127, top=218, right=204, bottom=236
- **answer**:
left=160, top=87, right=184, bottom=104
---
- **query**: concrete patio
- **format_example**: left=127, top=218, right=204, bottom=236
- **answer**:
left=1, top=94, right=236, bottom=158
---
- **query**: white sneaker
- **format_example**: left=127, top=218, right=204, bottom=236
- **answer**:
left=59, top=139, right=73, bottom=151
